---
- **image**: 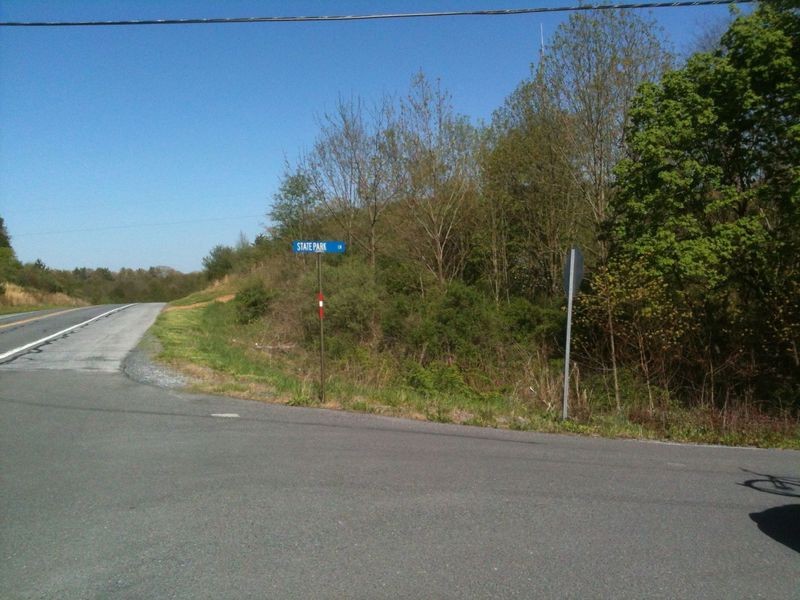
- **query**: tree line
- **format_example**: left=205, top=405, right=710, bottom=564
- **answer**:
left=0, top=218, right=205, bottom=304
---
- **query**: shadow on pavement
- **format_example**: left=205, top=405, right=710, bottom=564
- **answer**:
left=749, top=505, right=800, bottom=553
left=741, top=470, right=800, bottom=553
left=740, top=469, right=800, bottom=498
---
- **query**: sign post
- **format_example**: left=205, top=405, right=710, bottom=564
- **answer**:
left=317, top=253, right=325, bottom=402
left=562, top=247, right=584, bottom=420
left=292, top=241, right=345, bottom=401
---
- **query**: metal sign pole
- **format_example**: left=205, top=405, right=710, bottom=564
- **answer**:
left=317, top=252, right=325, bottom=402
left=293, top=241, right=345, bottom=402
left=562, top=248, right=575, bottom=420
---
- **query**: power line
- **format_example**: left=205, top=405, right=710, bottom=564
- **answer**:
left=14, top=215, right=263, bottom=237
left=0, top=1, right=755, bottom=28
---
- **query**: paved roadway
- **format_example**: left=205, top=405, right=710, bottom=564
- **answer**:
left=0, top=306, right=797, bottom=599
left=0, top=305, right=134, bottom=368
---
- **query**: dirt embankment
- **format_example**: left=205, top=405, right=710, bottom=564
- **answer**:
left=162, top=294, right=235, bottom=312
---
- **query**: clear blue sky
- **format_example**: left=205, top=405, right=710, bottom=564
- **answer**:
left=0, top=0, right=741, bottom=273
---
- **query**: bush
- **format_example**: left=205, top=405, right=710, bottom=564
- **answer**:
left=405, top=360, right=475, bottom=398
left=234, top=279, right=274, bottom=324
left=502, top=297, right=564, bottom=345
left=303, top=259, right=383, bottom=345
left=202, top=245, right=237, bottom=281
left=408, top=281, right=501, bottom=363
left=381, top=295, right=412, bottom=346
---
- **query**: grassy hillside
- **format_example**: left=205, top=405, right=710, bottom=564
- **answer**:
left=151, top=255, right=799, bottom=449
left=151, top=4, right=799, bottom=448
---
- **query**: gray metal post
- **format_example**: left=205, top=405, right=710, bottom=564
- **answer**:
left=562, top=248, right=575, bottom=420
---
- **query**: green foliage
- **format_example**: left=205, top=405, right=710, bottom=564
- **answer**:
left=380, top=294, right=412, bottom=346
left=395, top=281, right=501, bottom=364
left=0, top=247, right=20, bottom=285
left=501, top=297, right=564, bottom=345
left=146, top=7, right=800, bottom=446
left=405, top=361, right=474, bottom=398
left=325, top=259, right=382, bottom=341
left=0, top=217, right=21, bottom=285
left=234, top=279, right=274, bottom=324
left=603, top=1, right=800, bottom=408
left=299, top=259, right=382, bottom=351
left=16, top=260, right=64, bottom=294
left=0, top=217, right=10, bottom=248
left=202, top=245, right=237, bottom=281
left=268, top=168, right=321, bottom=240
left=3, top=252, right=205, bottom=305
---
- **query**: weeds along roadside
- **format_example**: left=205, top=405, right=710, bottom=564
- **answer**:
left=150, top=256, right=800, bottom=450
left=0, top=282, right=87, bottom=313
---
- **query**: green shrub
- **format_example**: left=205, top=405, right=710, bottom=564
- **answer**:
left=502, top=297, right=564, bottom=344
left=304, top=259, right=383, bottom=343
left=202, top=245, right=237, bottom=281
left=405, top=361, right=436, bottom=393
left=381, top=295, right=412, bottom=346
left=405, top=360, right=475, bottom=398
left=234, top=279, right=274, bottom=324
left=405, top=281, right=501, bottom=363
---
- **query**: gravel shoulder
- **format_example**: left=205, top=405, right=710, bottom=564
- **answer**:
left=122, top=327, right=194, bottom=390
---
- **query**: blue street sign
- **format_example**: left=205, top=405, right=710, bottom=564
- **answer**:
left=292, top=240, right=346, bottom=254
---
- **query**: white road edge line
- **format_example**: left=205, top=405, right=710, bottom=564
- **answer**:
left=211, top=413, right=240, bottom=418
left=0, top=304, right=137, bottom=362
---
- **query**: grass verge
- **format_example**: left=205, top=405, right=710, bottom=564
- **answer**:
left=151, top=301, right=309, bottom=402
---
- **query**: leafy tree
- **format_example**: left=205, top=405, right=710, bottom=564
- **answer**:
left=0, top=217, right=11, bottom=248
left=606, top=1, right=799, bottom=407
left=479, top=7, right=671, bottom=303
left=202, top=245, right=237, bottom=281
left=576, top=258, right=692, bottom=413
left=0, top=216, right=21, bottom=287
left=269, top=166, right=321, bottom=241
left=482, top=71, right=586, bottom=300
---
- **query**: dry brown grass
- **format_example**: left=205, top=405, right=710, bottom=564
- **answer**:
left=0, top=283, right=87, bottom=308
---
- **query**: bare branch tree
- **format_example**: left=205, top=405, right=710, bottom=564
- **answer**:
left=545, top=9, right=672, bottom=260
left=309, top=96, right=404, bottom=270
left=398, top=73, right=479, bottom=287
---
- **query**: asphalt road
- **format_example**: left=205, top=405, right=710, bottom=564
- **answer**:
left=0, top=306, right=797, bottom=599
left=0, top=305, right=133, bottom=364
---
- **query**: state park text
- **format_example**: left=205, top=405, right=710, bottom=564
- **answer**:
left=292, top=241, right=346, bottom=254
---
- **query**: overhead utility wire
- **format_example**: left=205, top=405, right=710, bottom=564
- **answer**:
left=0, top=0, right=755, bottom=27
left=14, top=215, right=263, bottom=237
